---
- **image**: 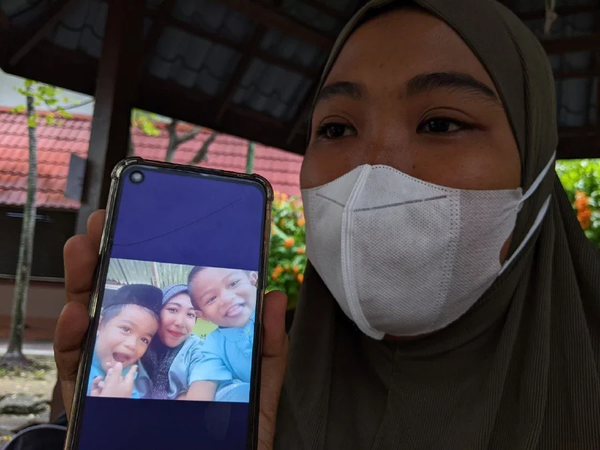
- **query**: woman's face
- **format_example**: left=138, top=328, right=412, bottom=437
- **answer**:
left=158, top=293, right=196, bottom=348
left=302, top=8, right=521, bottom=262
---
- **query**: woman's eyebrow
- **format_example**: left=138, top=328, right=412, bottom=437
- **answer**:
left=406, top=72, right=498, bottom=101
left=315, top=81, right=365, bottom=106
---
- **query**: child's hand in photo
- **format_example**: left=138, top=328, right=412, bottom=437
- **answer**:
left=89, top=376, right=105, bottom=397
left=98, top=362, right=138, bottom=398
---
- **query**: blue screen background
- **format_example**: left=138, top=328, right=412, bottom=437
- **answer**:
left=75, top=167, right=266, bottom=449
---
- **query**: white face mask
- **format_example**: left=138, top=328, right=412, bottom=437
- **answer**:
left=301, top=154, right=555, bottom=340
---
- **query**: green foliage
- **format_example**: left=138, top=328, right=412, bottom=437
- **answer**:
left=131, top=109, right=161, bottom=137
left=267, top=192, right=307, bottom=310
left=12, top=80, right=159, bottom=139
left=556, top=159, right=600, bottom=247
left=12, top=79, right=72, bottom=126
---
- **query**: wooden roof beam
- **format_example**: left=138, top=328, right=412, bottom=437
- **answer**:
left=543, top=34, right=600, bottom=54
left=286, top=82, right=317, bottom=145
left=8, top=0, right=79, bottom=67
left=297, top=0, right=351, bottom=21
left=140, top=0, right=177, bottom=68
left=518, top=4, right=598, bottom=21
left=554, top=68, right=598, bottom=79
left=0, top=11, right=10, bottom=66
left=214, top=0, right=335, bottom=50
left=557, top=135, right=600, bottom=159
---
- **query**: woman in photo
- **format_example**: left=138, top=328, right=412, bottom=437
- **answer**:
left=135, top=284, right=205, bottom=400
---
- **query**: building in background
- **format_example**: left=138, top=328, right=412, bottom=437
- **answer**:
left=0, top=107, right=302, bottom=339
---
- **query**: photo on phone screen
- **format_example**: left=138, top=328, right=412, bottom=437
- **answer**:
left=68, top=163, right=269, bottom=450
left=87, top=260, right=257, bottom=403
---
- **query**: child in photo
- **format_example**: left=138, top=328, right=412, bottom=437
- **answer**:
left=184, top=267, right=258, bottom=402
left=88, top=284, right=163, bottom=399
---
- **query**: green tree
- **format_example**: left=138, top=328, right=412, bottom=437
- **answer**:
left=0, top=81, right=165, bottom=368
left=267, top=192, right=307, bottom=310
left=1, top=81, right=72, bottom=368
left=556, top=159, right=600, bottom=247
left=188, top=129, right=218, bottom=165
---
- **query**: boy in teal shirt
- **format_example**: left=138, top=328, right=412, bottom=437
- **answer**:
left=185, top=266, right=258, bottom=403
left=88, top=284, right=163, bottom=399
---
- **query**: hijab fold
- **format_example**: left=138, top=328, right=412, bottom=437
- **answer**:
left=274, top=1, right=600, bottom=448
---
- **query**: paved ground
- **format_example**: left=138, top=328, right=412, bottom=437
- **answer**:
left=0, top=341, right=57, bottom=448
left=0, top=340, right=54, bottom=357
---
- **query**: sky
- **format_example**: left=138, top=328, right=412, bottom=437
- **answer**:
left=0, top=70, right=95, bottom=114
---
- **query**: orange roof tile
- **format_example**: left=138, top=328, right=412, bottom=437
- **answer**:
left=0, top=107, right=302, bottom=209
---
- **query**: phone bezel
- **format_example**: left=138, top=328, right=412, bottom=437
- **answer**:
left=64, top=157, right=274, bottom=450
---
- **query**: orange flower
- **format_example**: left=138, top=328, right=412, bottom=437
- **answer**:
left=284, top=237, right=294, bottom=248
left=297, top=246, right=306, bottom=255
left=293, top=266, right=300, bottom=274
left=297, top=273, right=304, bottom=283
left=272, top=265, right=284, bottom=280
left=574, top=191, right=589, bottom=212
left=578, top=209, right=592, bottom=230
left=281, top=193, right=289, bottom=201
left=297, top=217, right=305, bottom=227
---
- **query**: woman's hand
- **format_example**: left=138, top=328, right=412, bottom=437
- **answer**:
left=258, top=290, right=288, bottom=449
left=54, top=210, right=105, bottom=418
left=54, top=210, right=289, bottom=449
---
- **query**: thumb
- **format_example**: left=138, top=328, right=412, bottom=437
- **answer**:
left=262, top=291, right=288, bottom=358
left=258, top=291, right=289, bottom=450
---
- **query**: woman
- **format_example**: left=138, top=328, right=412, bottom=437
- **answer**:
left=136, top=284, right=203, bottom=400
left=56, top=0, right=600, bottom=448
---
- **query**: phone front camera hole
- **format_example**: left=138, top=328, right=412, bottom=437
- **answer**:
left=130, top=171, right=144, bottom=184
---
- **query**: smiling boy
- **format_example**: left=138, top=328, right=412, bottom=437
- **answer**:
left=184, top=266, right=258, bottom=402
left=88, top=284, right=163, bottom=398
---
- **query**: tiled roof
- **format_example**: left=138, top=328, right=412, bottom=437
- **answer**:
left=0, top=107, right=302, bottom=210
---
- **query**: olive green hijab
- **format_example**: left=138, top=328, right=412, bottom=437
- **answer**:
left=274, top=0, right=600, bottom=449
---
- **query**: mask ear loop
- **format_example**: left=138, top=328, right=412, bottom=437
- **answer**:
left=516, top=152, right=557, bottom=212
left=499, top=152, right=556, bottom=275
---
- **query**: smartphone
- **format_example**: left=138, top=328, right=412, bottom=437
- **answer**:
left=65, top=158, right=272, bottom=450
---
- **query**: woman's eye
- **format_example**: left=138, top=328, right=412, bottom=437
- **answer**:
left=120, top=326, right=130, bottom=333
left=317, top=123, right=355, bottom=140
left=207, top=296, right=217, bottom=304
left=168, top=308, right=177, bottom=314
left=187, top=313, right=196, bottom=319
left=418, top=118, right=471, bottom=134
left=229, top=280, right=240, bottom=288
left=141, top=338, right=150, bottom=345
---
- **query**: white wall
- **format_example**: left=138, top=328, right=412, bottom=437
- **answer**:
left=0, top=280, right=65, bottom=319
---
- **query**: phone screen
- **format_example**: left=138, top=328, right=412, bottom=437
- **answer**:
left=71, top=164, right=268, bottom=449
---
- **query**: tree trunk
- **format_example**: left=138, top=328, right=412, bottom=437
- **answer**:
left=126, top=133, right=135, bottom=158
left=2, top=90, right=37, bottom=367
left=190, top=131, right=218, bottom=165
left=246, top=141, right=255, bottom=174
left=165, top=119, right=178, bottom=162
